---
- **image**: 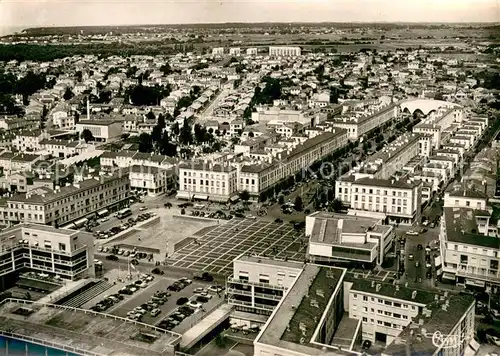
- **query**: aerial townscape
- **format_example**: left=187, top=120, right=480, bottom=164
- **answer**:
left=0, top=2, right=500, bottom=356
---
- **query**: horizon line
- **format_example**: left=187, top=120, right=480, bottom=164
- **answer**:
left=8, top=20, right=500, bottom=30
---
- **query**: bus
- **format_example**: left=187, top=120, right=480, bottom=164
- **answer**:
left=116, top=208, right=132, bottom=219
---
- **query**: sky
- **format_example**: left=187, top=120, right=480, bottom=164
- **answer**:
left=0, top=0, right=498, bottom=33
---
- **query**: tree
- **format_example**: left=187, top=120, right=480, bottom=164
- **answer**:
left=240, top=190, right=250, bottom=203
left=63, top=87, right=74, bottom=100
left=172, top=121, right=180, bottom=136
left=80, top=129, right=94, bottom=143
left=146, top=111, right=155, bottom=121
left=248, top=131, right=255, bottom=138
left=159, top=132, right=177, bottom=157
left=179, top=119, right=193, bottom=145
left=138, top=133, right=153, bottom=153
left=294, top=196, right=303, bottom=211
left=160, top=63, right=172, bottom=75
left=332, top=198, right=343, bottom=212
left=278, top=195, right=285, bottom=205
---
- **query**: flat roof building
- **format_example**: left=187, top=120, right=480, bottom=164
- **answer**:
left=0, top=299, right=182, bottom=355
left=0, top=224, right=95, bottom=283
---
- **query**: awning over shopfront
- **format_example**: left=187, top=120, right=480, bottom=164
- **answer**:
left=97, top=209, right=109, bottom=217
left=442, top=272, right=456, bottom=280
left=176, top=191, right=192, bottom=200
left=73, top=218, right=88, bottom=227
left=194, top=195, right=209, bottom=200
left=230, top=195, right=240, bottom=202
left=465, top=279, right=485, bottom=287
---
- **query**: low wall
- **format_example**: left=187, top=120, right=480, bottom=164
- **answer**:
left=99, top=216, right=160, bottom=246
left=172, top=214, right=219, bottom=223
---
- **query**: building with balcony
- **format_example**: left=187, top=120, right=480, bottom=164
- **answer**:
left=440, top=206, right=500, bottom=292
left=254, top=265, right=352, bottom=356
left=0, top=172, right=130, bottom=227
left=0, top=224, right=95, bottom=285
left=226, top=254, right=304, bottom=316
left=344, top=278, right=476, bottom=355
left=305, top=212, right=394, bottom=267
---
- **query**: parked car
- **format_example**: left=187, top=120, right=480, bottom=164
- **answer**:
left=140, top=206, right=148, bottom=211
left=406, top=231, right=419, bottom=236
left=150, top=309, right=161, bottom=317
left=187, top=301, right=203, bottom=309
left=105, top=254, right=118, bottom=261
left=408, top=254, right=414, bottom=261
left=362, top=340, right=372, bottom=350
left=417, top=244, right=423, bottom=250
left=193, top=272, right=214, bottom=282
left=208, top=285, right=224, bottom=293
left=415, top=261, right=420, bottom=268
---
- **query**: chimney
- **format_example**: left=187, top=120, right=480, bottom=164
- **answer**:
left=86, top=98, right=90, bottom=120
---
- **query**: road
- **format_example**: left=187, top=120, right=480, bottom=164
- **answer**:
left=198, top=88, right=229, bottom=122
left=395, top=225, right=440, bottom=289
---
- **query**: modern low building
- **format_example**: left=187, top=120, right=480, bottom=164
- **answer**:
left=75, top=120, right=122, bottom=142
left=305, top=212, right=394, bottom=267
left=0, top=299, right=182, bottom=355
left=226, top=254, right=304, bottom=316
left=0, top=224, right=95, bottom=284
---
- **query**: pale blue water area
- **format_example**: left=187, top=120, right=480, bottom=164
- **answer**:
left=0, top=336, right=81, bottom=356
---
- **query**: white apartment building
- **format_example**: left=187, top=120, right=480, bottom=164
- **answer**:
left=246, top=48, right=258, bottom=56
left=177, top=162, right=238, bottom=202
left=345, top=278, right=476, bottom=356
left=0, top=224, right=95, bottom=282
left=240, top=130, right=348, bottom=198
left=331, top=102, right=399, bottom=140
left=226, top=254, right=303, bottom=316
left=229, top=47, right=241, bottom=56
left=40, top=139, right=80, bottom=158
left=336, top=177, right=422, bottom=225
left=76, top=120, right=122, bottom=142
left=12, top=130, right=50, bottom=152
left=129, top=165, right=175, bottom=196
left=0, top=172, right=130, bottom=228
left=212, top=47, right=224, bottom=56
left=268, top=46, right=301, bottom=57
left=305, top=212, right=394, bottom=267
left=440, top=206, right=500, bottom=292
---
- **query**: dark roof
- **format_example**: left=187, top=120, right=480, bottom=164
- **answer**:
left=354, top=177, right=420, bottom=190
left=444, top=207, right=500, bottom=249
left=179, top=162, right=235, bottom=173
left=77, top=120, right=116, bottom=126
left=349, top=278, right=437, bottom=305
